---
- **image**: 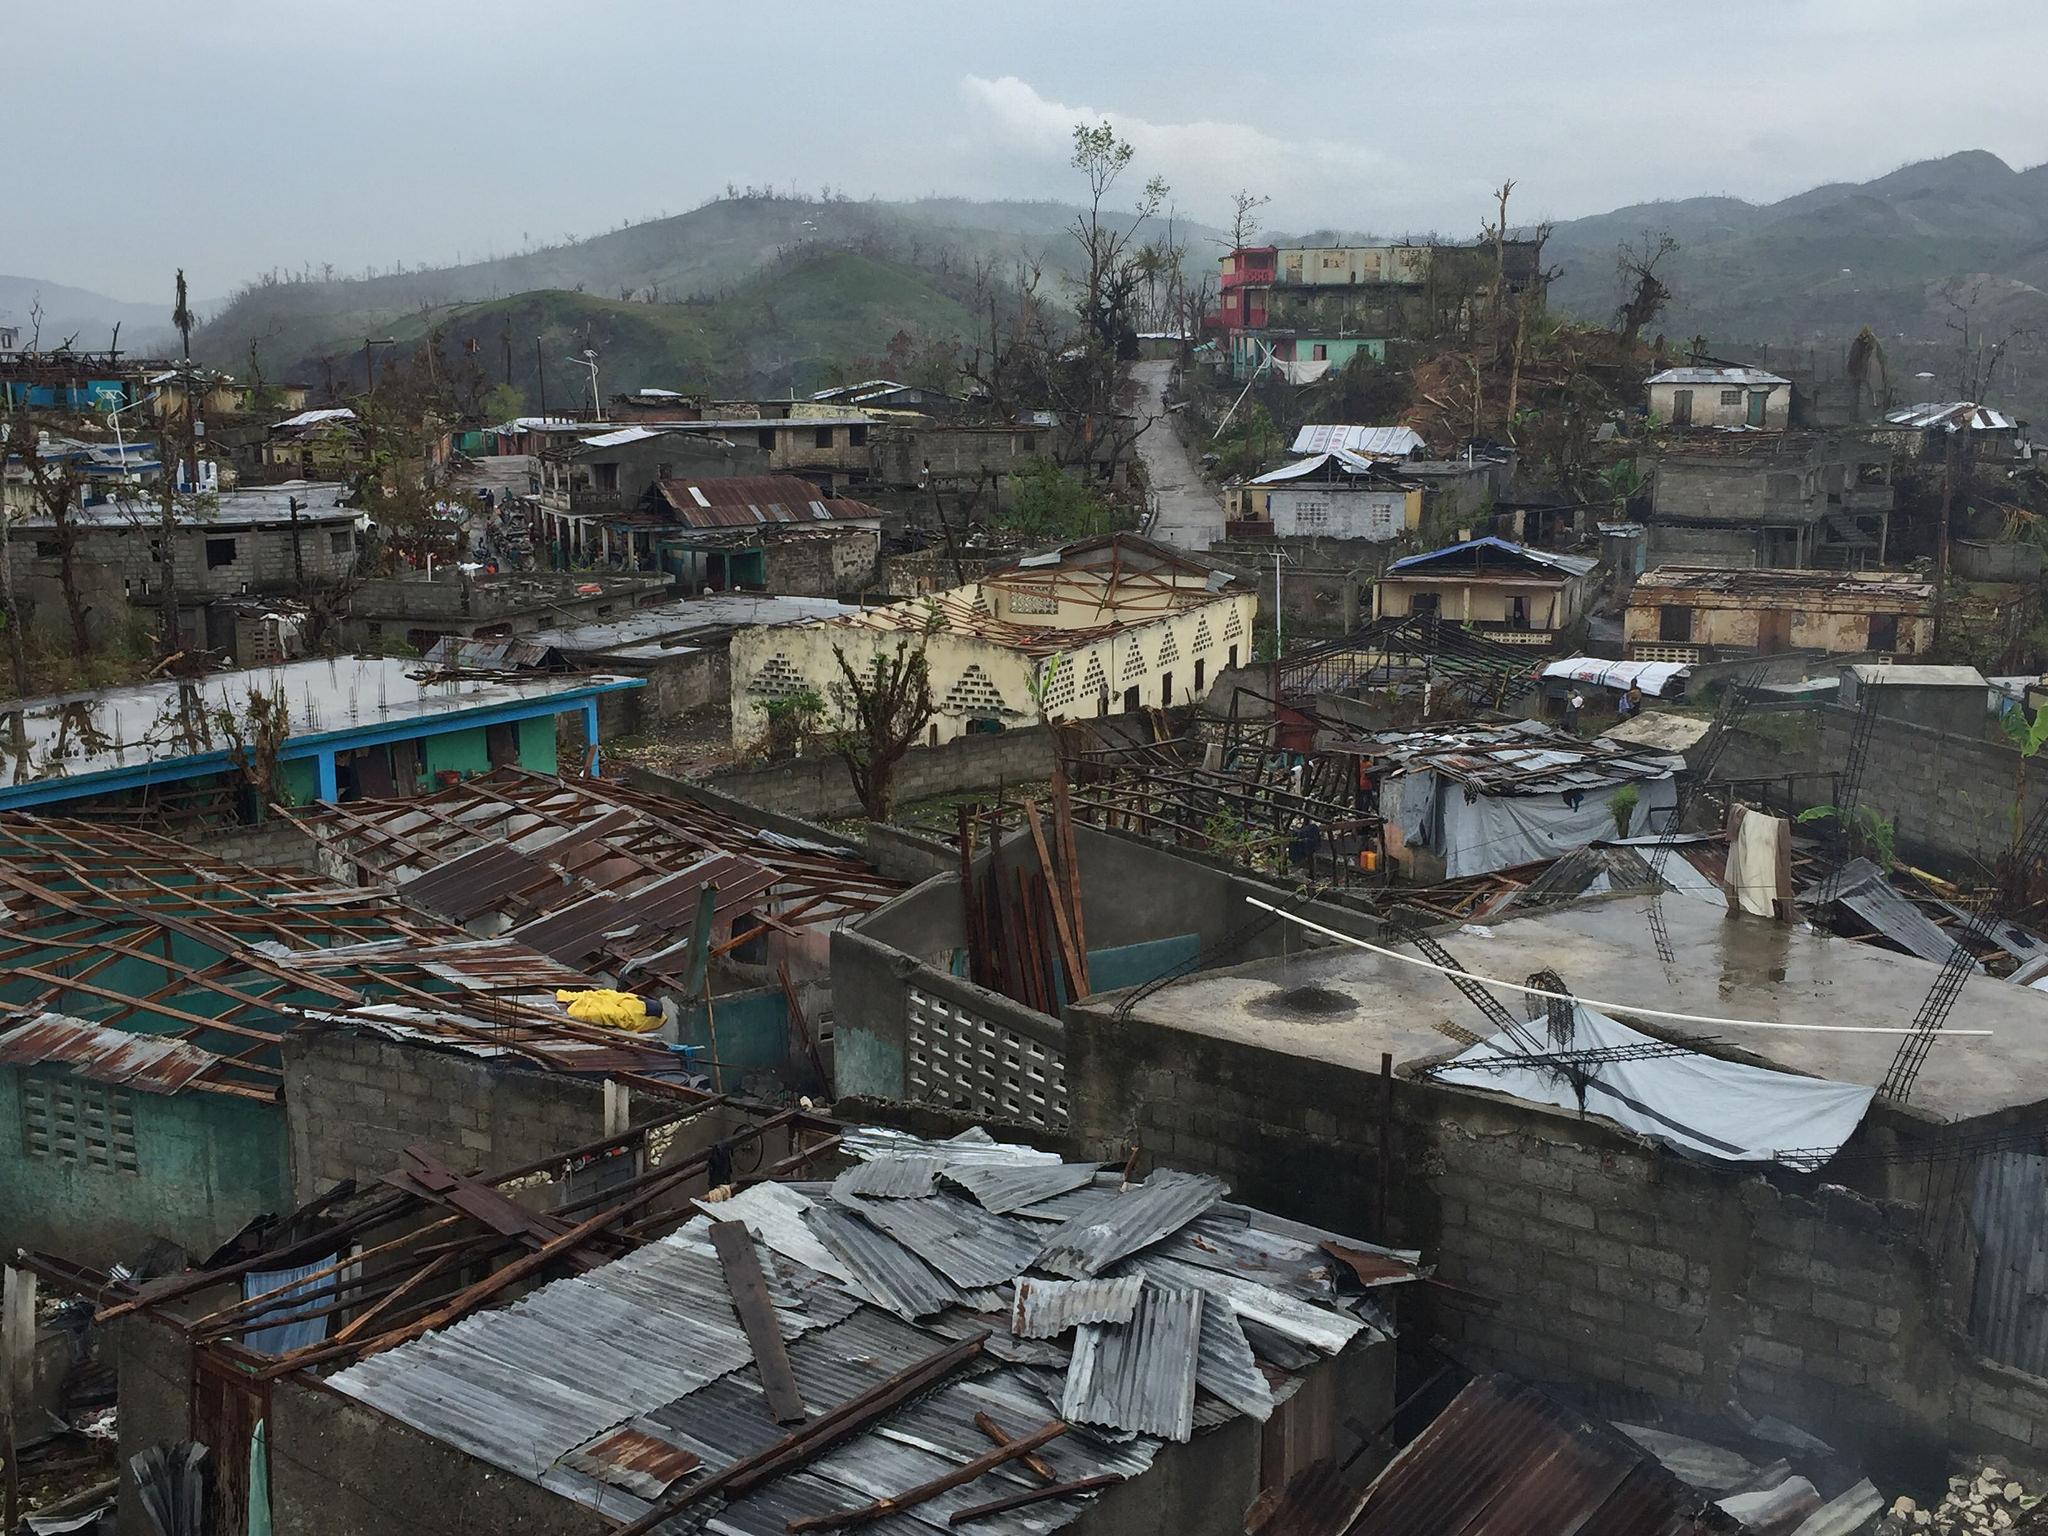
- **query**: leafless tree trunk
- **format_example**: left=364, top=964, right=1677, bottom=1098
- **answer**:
left=0, top=505, right=29, bottom=696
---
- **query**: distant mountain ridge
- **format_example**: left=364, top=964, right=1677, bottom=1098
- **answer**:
left=0, top=275, right=182, bottom=354
left=1541, top=149, right=2048, bottom=344
left=117, top=151, right=2048, bottom=404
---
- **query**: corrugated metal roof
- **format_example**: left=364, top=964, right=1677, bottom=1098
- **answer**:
left=1346, top=1374, right=1726, bottom=1535
left=1387, top=536, right=1598, bottom=578
left=1035, top=1170, right=1229, bottom=1278
left=1192, top=1296, right=1274, bottom=1422
left=1885, top=400, right=2021, bottom=432
left=1291, top=425, right=1425, bottom=457
left=1011, top=1277, right=1144, bottom=1338
left=833, top=1192, right=1042, bottom=1290
left=802, top=1202, right=961, bottom=1319
left=844, top=1124, right=1064, bottom=1170
left=560, top=1426, right=701, bottom=1497
left=943, top=1160, right=1104, bottom=1214
left=652, top=475, right=883, bottom=530
left=1811, top=858, right=1977, bottom=969
left=1123, top=1253, right=1368, bottom=1356
left=1646, top=367, right=1789, bottom=387
left=319, top=1133, right=1416, bottom=1533
left=0, top=1013, right=227, bottom=1095
left=1062, top=1285, right=1204, bottom=1441
left=831, top=1155, right=942, bottom=1200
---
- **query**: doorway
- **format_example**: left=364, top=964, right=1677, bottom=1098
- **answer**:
left=1671, top=389, right=1694, bottom=426
left=1757, top=610, right=1792, bottom=653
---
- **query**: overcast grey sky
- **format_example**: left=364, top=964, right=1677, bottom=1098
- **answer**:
left=10, top=0, right=2047, bottom=302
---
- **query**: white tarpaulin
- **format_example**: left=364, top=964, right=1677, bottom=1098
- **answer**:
left=1541, top=658, right=1692, bottom=697
left=1435, top=1004, right=1875, bottom=1167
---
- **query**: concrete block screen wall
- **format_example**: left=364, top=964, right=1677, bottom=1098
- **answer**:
left=728, top=589, right=1258, bottom=747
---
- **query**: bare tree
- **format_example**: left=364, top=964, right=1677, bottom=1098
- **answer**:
left=1614, top=231, right=1681, bottom=350
left=1944, top=279, right=2033, bottom=402
left=0, top=493, right=28, bottom=697
left=1221, top=189, right=1270, bottom=252
left=828, top=625, right=938, bottom=821
left=3, top=417, right=88, bottom=659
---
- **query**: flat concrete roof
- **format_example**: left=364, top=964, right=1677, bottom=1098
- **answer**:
left=1117, top=891, right=2048, bottom=1127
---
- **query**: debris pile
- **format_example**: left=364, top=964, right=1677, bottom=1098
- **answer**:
left=1882, top=1468, right=2045, bottom=1534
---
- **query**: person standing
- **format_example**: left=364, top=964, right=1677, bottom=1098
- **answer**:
left=1565, top=688, right=1585, bottom=733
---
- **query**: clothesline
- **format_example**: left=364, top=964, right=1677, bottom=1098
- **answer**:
left=1245, top=898, right=1994, bottom=1037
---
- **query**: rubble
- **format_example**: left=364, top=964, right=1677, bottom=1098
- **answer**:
left=1879, top=1469, right=2045, bottom=1536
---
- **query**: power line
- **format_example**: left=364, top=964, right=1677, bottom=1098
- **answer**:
left=1245, top=898, right=1996, bottom=1037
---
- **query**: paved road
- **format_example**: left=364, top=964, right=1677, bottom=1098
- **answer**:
left=1131, top=360, right=1224, bottom=552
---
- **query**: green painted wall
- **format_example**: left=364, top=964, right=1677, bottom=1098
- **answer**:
left=0, top=1067, right=289, bottom=1266
left=519, top=715, right=559, bottom=774
left=279, top=758, right=318, bottom=805
left=674, top=988, right=786, bottom=1090
left=424, top=725, right=492, bottom=784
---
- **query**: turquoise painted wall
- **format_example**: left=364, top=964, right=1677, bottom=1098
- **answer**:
left=519, top=715, right=559, bottom=774
left=0, top=1067, right=289, bottom=1266
left=423, top=725, right=492, bottom=783
left=674, top=988, right=786, bottom=1090
left=280, top=759, right=317, bottom=805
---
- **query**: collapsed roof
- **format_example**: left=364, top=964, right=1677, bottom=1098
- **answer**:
left=314, top=1126, right=1419, bottom=1530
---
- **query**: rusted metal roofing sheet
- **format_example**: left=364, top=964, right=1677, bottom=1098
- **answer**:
left=830, top=1154, right=942, bottom=1200
left=1062, top=1284, right=1204, bottom=1442
left=0, top=1013, right=225, bottom=1095
left=1034, top=1169, right=1227, bottom=1278
left=653, top=475, right=884, bottom=530
left=560, top=1425, right=701, bottom=1497
left=943, top=1160, right=1103, bottom=1214
left=1347, top=1375, right=1726, bottom=1536
left=1011, top=1277, right=1143, bottom=1338
left=1246, top=1459, right=1374, bottom=1536
left=1968, top=1149, right=2048, bottom=1378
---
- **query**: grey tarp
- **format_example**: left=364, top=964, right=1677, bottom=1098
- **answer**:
left=1426, top=775, right=1679, bottom=878
left=1434, top=1003, right=1874, bottom=1168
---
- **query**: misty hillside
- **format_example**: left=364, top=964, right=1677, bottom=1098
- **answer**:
left=1542, top=150, right=2048, bottom=344
left=174, top=153, right=2048, bottom=408
left=320, top=249, right=985, bottom=403
left=194, top=195, right=1221, bottom=391
left=0, top=275, right=183, bottom=354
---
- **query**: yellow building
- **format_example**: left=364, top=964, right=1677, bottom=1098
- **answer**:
left=729, top=534, right=1257, bottom=746
left=1373, top=537, right=1599, bottom=644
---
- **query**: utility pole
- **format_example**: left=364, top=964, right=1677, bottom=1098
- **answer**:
left=289, top=495, right=305, bottom=589
left=535, top=339, right=547, bottom=417
left=1935, top=427, right=1956, bottom=649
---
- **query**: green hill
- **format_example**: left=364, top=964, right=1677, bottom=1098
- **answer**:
left=348, top=248, right=983, bottom=405
left=196, top=193, right=1219, bottom=398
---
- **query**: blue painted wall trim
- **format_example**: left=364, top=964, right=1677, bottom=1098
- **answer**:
left=0, top=677, right=641, bottom=810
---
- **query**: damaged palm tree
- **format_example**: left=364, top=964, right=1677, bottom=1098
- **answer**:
left=827, top=604, right=941, bottom=822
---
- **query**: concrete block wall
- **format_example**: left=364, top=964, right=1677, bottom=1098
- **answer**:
left=686, top=722, right=1059, bottom=821
left=1716, top=706, right=2035, bottom=879
left=281, top=1029, right=764, bottom=1203
left=1058, top=1000, right=2048, bottom=1479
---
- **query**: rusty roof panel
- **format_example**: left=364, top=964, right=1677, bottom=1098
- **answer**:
left=0, top=1013, right=225, bottom=1095
left=561, top=1425, right=702, bottom=1497
left=1011, top=1276, right=1143, bottom=1338
left=1348, top=1375, right=1728, bottom=1536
